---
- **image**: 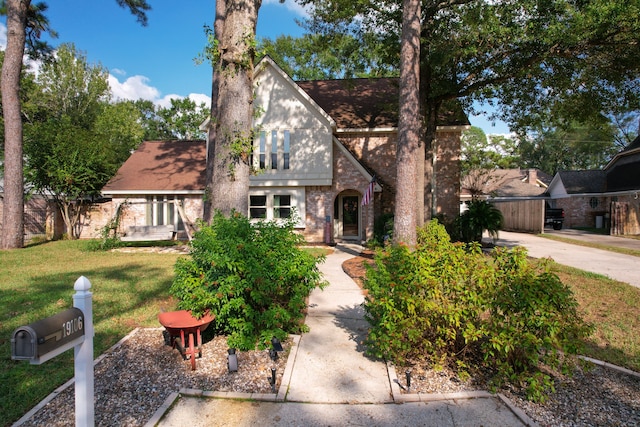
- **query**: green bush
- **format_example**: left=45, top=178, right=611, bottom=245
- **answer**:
left=170, top=211, right=327, bottom=350
left=363, top=219, right=592, bottom=401
left=457, top=199, right=504, bottom=243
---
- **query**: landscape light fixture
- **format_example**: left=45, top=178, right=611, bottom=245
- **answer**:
left=405, top=370, right=412, bottom=390
left=269, top=367, right=277, bottom=393
left=269, top=337, right=283, bottom=361
left=227, top=348, right=238, bottom=372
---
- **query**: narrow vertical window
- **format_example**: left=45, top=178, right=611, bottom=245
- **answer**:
left=283, top=130, right=290, bottom=170
left=271, top=130, right=278, bottom=169
left=259, top=131, right=266, bottom=169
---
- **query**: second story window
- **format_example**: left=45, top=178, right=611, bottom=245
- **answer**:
left=283, top=130, right=290, bottom=170
left=271, top=130, right=278, bottom=169
left=259, top=131, right=267, bottom=169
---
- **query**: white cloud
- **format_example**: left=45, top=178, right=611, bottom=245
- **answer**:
left=263, top=0, right=309, bottom=17
left=187, top=93, right=211, bottom=108
left=108, top=74, right=161, bottom=102
left=111, top=68, right=127, bottom=76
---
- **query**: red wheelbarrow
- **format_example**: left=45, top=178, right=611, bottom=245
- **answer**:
left=158, top=310, right=214, bottom=370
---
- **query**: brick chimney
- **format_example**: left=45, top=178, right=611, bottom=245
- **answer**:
left=527, top=169, right=538, bottom=185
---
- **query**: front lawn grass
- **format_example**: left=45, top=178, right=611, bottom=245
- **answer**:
left=0, top=240, right=181, bottom=426
left=551, top=263, right=640, bottom=372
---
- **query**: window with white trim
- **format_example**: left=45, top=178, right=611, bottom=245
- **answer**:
left=249, top=195, right=267, bottom=219
left=254, top=129, right=291, bottom=171
left=248, top=189, right=304, bottom=226
left=259, top=131, right=267, bottom=169
left=146, top=195, right=184, bottom=229
left=283, top=130, right=290, bottom=170
left=273, top=195, right=291, bottom=219
left=271, top=130, right=278, bottom=170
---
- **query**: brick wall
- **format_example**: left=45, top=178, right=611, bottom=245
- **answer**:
left=554, top=195, right=610, bottom=229
left=434, top=130, right=462, bottom=221
left=337, top=129, right=461, bottom=223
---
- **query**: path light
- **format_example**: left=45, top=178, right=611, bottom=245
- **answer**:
left=405, top=370, right=412, bottom=390
left=269, top=337, right=283, bottom=361
left=227, top=348, right=238, bottom=372
left=269, top=367, right=277, bottom=393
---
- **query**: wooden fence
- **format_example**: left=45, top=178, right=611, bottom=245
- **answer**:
left=491, top=199, right=545, bottom=234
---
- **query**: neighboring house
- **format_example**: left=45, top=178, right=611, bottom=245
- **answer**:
left=91, top=57, right=469, bottom=243
left=460, top=168, right=552, bottom=233
left=461, top=168, right=551, bottom=205
left=547, top=136, right=640, bottom=234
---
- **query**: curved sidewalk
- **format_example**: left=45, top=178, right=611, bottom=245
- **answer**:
left=153, top=244, right=533, bottom=427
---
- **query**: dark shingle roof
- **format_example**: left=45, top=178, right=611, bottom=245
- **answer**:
left=296, top=78, right=469, bottom=129
left=103, top=140, right=206, bottom=193
left=557, top=170, right=607, bottom=194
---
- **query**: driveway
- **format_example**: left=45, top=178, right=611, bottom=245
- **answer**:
left=491, top=229, right=640, bottom=289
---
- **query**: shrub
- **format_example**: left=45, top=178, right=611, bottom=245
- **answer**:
left=363, top=220, right=493, bottom=367
left=170, top=211, right=327, bottom=351
left=363, top=219, right=592, bottom=401
left=457, top=199, right=503, bottom=243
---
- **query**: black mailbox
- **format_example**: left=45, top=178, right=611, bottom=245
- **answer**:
left=11, top=308, right=85, bottom=364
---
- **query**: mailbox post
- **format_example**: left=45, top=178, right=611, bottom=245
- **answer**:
left=73, top=276, right=94, bottom=427
left=10, top=276, right=94, bottom=427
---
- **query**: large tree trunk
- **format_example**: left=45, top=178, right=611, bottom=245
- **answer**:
left=1, top=0, right=29, bottom=249
left=203, top=0, right=226, bottom=223
left=393, top=0, right=421, bottom=246
left=207, top=0, right=261, bottom=217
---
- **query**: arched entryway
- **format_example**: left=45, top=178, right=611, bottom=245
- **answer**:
left=333, top=191, right=361, bottom=241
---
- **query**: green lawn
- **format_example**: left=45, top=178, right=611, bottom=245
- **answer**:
left=0, top=240, right=182, bottom=426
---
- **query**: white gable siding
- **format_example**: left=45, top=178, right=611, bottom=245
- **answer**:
left=251, top=61, right=334, bottom=186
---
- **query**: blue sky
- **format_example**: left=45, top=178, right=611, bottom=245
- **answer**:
left=0, top=0, right=510, bottom=134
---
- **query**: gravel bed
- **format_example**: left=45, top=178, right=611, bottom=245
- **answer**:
left=396, top=362, right=640, bottom=426
left=18, top=328, right=290, bottom=427
left=18, top=327, right=640, bottom=427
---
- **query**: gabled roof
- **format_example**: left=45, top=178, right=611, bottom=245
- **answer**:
left=462, top=168, right=548, bottom=198
left=554, top=170, right=607, bottom=194
left=102, top=140, right=206, bottom=194
left=296, top=79, right=469, bottom=129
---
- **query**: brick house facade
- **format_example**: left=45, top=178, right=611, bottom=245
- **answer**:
left=547, top=136, right=640, bottom=235
left=89, top=57, right=468, bottom=243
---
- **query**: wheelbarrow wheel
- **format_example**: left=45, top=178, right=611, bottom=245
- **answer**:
left=189, top=333, right=196, bottom=370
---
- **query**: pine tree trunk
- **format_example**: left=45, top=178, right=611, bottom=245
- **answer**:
left=203, top=0, right=226, bottom=223
left=1, top=0, right=29, bottom=249
left=393, top=0, right=421, bottom=246
left=207, top=0, right=261, bottom=217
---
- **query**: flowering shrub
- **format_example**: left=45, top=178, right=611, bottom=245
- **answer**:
left=171, top=211, right=327, bottom=350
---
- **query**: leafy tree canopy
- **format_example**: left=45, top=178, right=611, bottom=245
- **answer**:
left=295, top=0, right=640, bottom=133
left=130, top=98, right=208, bottom=141
left=23, top=43, right=144, bottom=238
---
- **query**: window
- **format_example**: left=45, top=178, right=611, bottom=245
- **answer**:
left=255, top=130, right=290, bottom=171
left=283, top=130, right=290, bottom=170
left=250, top=195, right=267, bottom=219
left=271, top=130, right=278, bottom=169
left=146, top=195, right=184, bottom=229
left=273, top=195, right=291, bottom=219
left=259, top=131, right=266, bottom=169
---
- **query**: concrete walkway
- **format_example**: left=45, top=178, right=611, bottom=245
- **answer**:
left=152, top=244, right=532, bottom=427
left=494, top=230, right=640, bottom=289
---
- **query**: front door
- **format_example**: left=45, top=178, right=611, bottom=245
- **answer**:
left=334, top=194, right=360, bottom=240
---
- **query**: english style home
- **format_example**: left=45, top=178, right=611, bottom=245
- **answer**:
left=85, top=57, right=469, bottom=242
